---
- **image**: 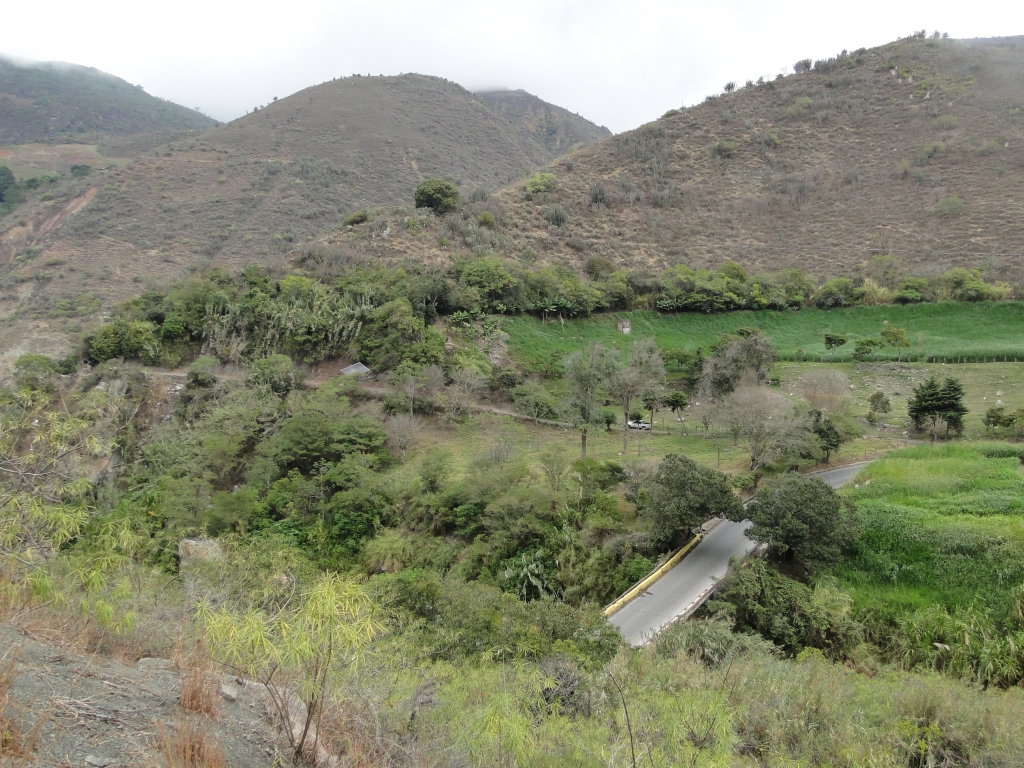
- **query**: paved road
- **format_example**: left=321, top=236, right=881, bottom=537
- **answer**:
left=610, top=462, right=868, bottom=646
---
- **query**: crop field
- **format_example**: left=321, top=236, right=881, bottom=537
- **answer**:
left=832, top=444, right=1024, bottom=624
left=502, top=302, right=1024, bottom=370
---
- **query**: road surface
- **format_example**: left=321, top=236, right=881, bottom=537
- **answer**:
left=610, top=462, right=868, bottom=646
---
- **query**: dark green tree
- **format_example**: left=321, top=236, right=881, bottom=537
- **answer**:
left=811, top=409, right=844, bottom=463
left=744, top=473, right=857, bottom=564
left=664, top=391, right=688, bottom=433
left=642, top=454, right=742, bottom=553
left=0, top=165, right=15, bottom=203
left=908, top=376, right=968, bottom=438
left=823, top=333, right=847, bottom=361
left=414, top=178, right=460, bottom=214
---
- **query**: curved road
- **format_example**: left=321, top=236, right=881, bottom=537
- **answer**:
left=610, top=462, right=868, bottom=646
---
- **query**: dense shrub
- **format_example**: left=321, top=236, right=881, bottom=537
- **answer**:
left=525, top=172, right=556, bottom=195
left=414, top=179, right=460, bottom=214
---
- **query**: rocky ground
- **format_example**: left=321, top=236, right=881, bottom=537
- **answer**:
left=0, top=622, right=279, bottom=767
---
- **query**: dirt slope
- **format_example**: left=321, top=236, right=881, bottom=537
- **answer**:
left=0, top=622, right=277, bottom=767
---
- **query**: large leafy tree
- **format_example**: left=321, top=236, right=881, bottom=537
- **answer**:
left=642, top=454, right=742, bottom=553
left=744, top=473, right=858, bottom=564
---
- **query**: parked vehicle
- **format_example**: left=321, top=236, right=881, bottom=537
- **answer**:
left=627, top=420, right=652, bottom=430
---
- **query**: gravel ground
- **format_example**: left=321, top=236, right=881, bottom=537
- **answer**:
left=0, top=622, right=279, bottom=767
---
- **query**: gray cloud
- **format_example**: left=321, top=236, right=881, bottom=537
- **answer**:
left=4, top=0, right=1022, bottom=133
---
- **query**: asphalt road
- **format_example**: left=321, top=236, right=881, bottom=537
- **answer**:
left=610, top=462, right=868, bottom=646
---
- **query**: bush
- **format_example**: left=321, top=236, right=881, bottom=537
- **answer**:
left=249, top=353, right=304, bottom=395
left=341, top=210, right=370, bottom=226
left=525, top=172, right=556, bottom=195
left=414, top=179, right=460, bottom=214
left=588, top=182, right=607, bottom=205
left=544, top=204, right=568, bottom=227
left=931, top=196, right=963, bottom=217
left=477, top=211, right=496, bottom=229
left=88, top=320, right=159, bottom=363
left=933, top=115, right=958, bottom=130
left=713, top=140, right=737, bottom=159
left=794, top=59, right=813, bottom=73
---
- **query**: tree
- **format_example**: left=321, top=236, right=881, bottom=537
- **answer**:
left=642, top=454, right=742, bottom=553
left=824, top=333, right=847, bottom=361
left=852, top=338, right=883, bottom=361
left=664, top=391, right=689, bottom=433
left=250, top=354, right=304, bottom=395
left=722, top=386, right=815, bottom=471
left=744, top=473, right=858, bottom=564
left=868, top=391, right=891, bottom=414
left=511, top=381, right=558, bottom=448
left=389, top=361, right=424, bottom=416
left=811, top=410, right=845, bottom=463
left=611, top=337, right=665, bottom=452
left=562, top=344, right=617, bottom=458
left=798, top=370, right=851, bottom=416
left=202, top=575, right=381, bottom=762
left=908, top=376, right=968, bottom=438
left=414, top=178, right=460, bottom=214
left=881, top=325, right=910, bottom=362
left=698, top=332, right=777, bottom=398
left=0, top=165, right=15, bottom=203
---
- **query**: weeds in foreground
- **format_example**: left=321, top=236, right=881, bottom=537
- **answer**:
left=0, top=653, right=47, bottom=764
left=159, top=719, right=225, bottom=768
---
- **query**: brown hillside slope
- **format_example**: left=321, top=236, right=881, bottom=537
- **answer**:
left=475, top=89, right=612, bottom=154
left=321, top=35, right=1024, bottom=282
left=0, top=74, right=609, bottom=366
left=497, top=34, right=1024, bottom=278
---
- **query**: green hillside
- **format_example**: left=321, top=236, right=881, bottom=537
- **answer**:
left=0, top=56, right=216, bottom=143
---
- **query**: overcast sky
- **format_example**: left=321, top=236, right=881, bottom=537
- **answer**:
left=5, top=0, right=1023, bottom=133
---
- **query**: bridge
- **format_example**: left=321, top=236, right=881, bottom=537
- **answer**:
left=608, top=463, right=867, bottom=646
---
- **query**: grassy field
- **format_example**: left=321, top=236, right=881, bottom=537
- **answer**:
left=503, top=303, right=1024, bottom=369
left=776, top=361, right=1024, bottom=437
left=832, top=444, right=1024, bottom=624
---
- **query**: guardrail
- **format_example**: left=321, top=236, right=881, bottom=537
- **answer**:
left=603, top=534, right=704, bottom=616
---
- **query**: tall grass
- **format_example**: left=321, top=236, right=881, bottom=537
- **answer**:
left=503, top=302, right=1024, bottom=369
left=834, top=444, right=1024, bottom=626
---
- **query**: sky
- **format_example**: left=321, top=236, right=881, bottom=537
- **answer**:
left=4, top=0, right=1023, bottom=134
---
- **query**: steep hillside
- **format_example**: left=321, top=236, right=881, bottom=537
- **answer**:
left=475, top=89, right=611, bottom=155
left=0, top=73, right=609, bottom=366
left=0, top=56, right=216, bottom=143
left=319, top=35, right=1024, bottom=283
left=487, top=34, right=1024, bottom=279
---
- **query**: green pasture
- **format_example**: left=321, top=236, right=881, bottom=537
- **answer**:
left=502, top=302, right=1024, bottom=369
left=832, top=444, right=1024, bottom=625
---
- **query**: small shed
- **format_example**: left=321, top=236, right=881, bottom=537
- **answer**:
left=617, top=319, right=632, bottom=335
left=340, top=362, right=371, bottom=376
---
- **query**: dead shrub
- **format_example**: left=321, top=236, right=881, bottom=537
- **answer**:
left=0, top=654, right=45, bottom=760
left=175, top=640, right=217, bottom=717
left=160, top=720, right=225, bottom=768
